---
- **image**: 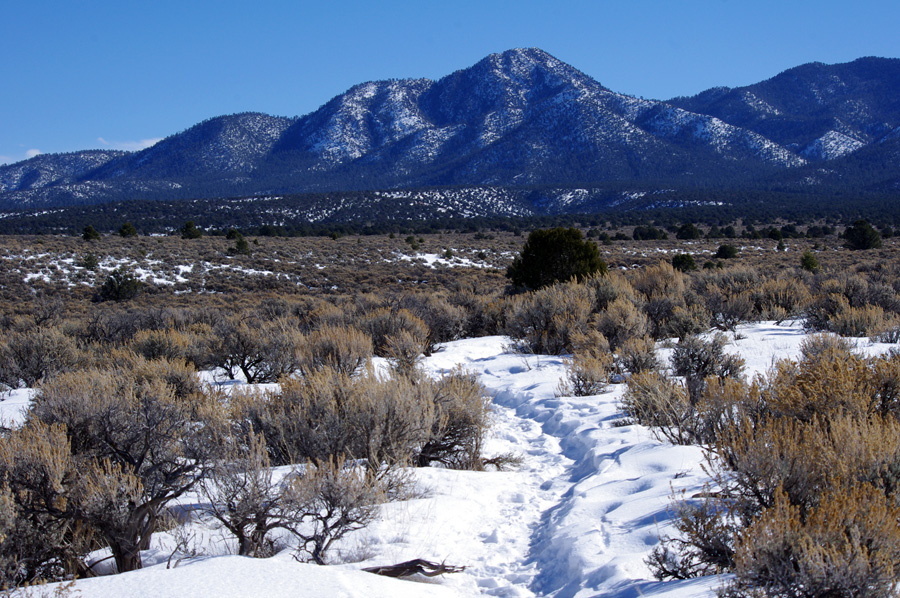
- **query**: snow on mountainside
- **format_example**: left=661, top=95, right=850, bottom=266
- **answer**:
left=800, top=129, right=866, bottom=160
left=669, top=56, right=900, bottom=158
left=0, top=150, right=125, bottom=192
left=93, top=112, right=296, bottom=178
left=1, top=50, right=898, bottom=212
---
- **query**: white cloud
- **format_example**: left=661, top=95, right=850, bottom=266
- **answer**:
left=25, top=149, right=41, bottom=159
left=97, top=137, right=163, bottom=152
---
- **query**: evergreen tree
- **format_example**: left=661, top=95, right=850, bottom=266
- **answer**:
left=82, top=225, right=101, bottom=242
left=506, top=227, right=606, bottom=289
left=180, top=221, right=203, bottom=239
left=843, top=219, right=882, bottom=250
left=119, top=222, right=138, bottom=237
left=800, top=250, right=819, bottom=273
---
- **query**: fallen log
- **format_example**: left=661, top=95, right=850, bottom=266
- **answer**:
left=363, top=559, right=465, bottom=578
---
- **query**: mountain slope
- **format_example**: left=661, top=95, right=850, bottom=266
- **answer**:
left=669, top=56, right=900, bottom=159
left=0, top=50, right=897, bottom=213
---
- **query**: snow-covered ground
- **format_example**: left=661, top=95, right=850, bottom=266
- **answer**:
left=2, top=322, right=896, bottom=597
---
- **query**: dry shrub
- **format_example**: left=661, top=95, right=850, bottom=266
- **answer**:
left=282, top=459, right=390, bottom=565
left=357, top=307, right=428, bottom=359
left=234, top=367, right=435, bottom=470
left=586, top=270, right=638, bottom=312
left=504, top=281, right=594, bottom=354
left=557, top=353, right=613, bottom=397
left=597, top=297, right=649, bottom=351
left=621, top=371, right=695, bottom=445
left=0, top=326, right=83, bottom=388
left=129, top=328, right=194, bottom=362
left=397, top=293, right=468, bottom=352
left=706, top=289, right=755, bottom=331
left=797, top=332, right=855, bottom=365
left=418, top=369, right=491, bottom=470
left=632, top=261, right=687, bottom=300
left=615, top=335, right=660, bottom=375
left=0, top=421, right=87, bottom=585
left=448, top=288, right=505, bottom=338
left=664, top=304, right=710, bottom=340
left=805, top=273, right=900, bottom=337
left=731, top=486, right=900, bottom=598
left=830, top=304, right=900, bottom=338
left=20, top=362, right=223, bottom=574
left=651, top=346, right=900, bottom=597
left=632, top=263, right=689, bottom=337
left=384, top=330, right=424, bottom=377
left=752, top=277, right=811, bottom=321
left=569, top=329, right=610, bottom=358
left=671, top=333, right=745, bottom=404
left=299, top=325, right=372, bottom=377
left=206, top=316, right=305, bottom=383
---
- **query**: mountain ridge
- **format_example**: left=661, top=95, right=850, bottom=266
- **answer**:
left=1, top=49, right=898, bottom=214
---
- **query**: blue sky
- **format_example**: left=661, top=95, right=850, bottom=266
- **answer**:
left=2, top=0, right=899, bottom=165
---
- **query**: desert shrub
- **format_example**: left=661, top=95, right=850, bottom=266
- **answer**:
left=651, top=347, right=900, bottom=596
left=19, top=364, right=223, bottom=574
left=797, top=332, right=855, bottom=364
left=706, top=289, right=755, bottom=332
left=632, top=262, right=690, bottom=338
left=235, top=367, right=435, bottom=470
left=586, top=270, right=638, bottom=312
left=506, top=227, right=606, bottom=290
left=615, top=336, right=660, bottom=375
left=558, top=352, right=613, bottom=397
left=731, top=486, right=900, bottom=598
left=504, top=280, right=594, bottom=354
left=664, top=304, right=710, bottom=340
left=647, top=493, right=737, bottom=580
left=569, top=329, right=610, bottom=359
left=597, top=297, right=650, bottom=351
left=671, top=333, right=745, bottom=404
left=830, top=304, right=899, bottom=338
left=383, top=330, right=424, bottom=378
left=94, top=268, right=143, bottom=302
left=396, top=293, right=468, bottom=352
left=298, top=324, right=372, bottom=377
left=418, top=369, right=491, bottom=470
left=206, top=316, right=305, bottom=383
left=200, top=432, right=281, bottom=558
left=282, top=459, right=391, bottom=565
left=632, top=261, right=686, bottom=301
left=129, top=328, right=194, bottom=362
left=105, top=350, right=202, bottom=400
left=0, top=421, right=93, bottom=585
left=357, top=307, right=428, bottom=359
left=752, top=277, right=811, bottom=322
left=621, top=371, right=696, bottom=445
left=0, top=326, right=82, bottom=388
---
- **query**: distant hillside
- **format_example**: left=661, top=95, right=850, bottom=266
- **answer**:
left=0, top=50, right=898, bottom=215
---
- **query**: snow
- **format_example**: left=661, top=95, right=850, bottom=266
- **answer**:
left=19, top=322, right=900, bottom=598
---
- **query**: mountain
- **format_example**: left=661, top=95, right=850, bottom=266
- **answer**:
left=0, top=50, right=898, bottom=215
left=668, top=56, right=900, bottom=160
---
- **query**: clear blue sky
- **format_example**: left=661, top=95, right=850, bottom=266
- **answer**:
left=2, top=0, right=899, bottom=165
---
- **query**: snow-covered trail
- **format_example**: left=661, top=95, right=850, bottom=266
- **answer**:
left=14, top=322, right=895, bottom=598
left=422, top=338, right=717, bottom=598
